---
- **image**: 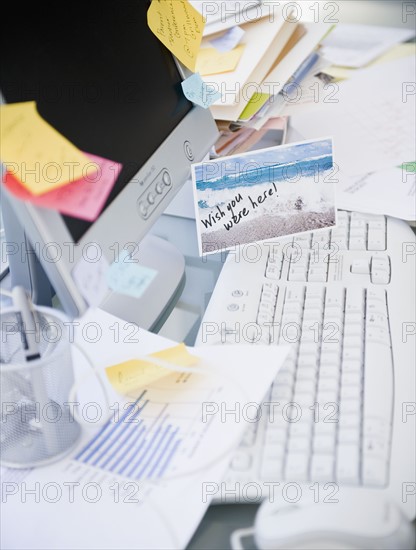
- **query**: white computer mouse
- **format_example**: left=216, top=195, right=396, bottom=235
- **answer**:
left=254, top=489, right=415, bottom=550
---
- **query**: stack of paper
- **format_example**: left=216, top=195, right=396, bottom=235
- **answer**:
left=191, top=0, right=330, bottom=124
left=1, top=308, right=290, bottom=550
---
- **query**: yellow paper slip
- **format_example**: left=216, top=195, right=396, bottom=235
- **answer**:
left=196, top=44, right=245, bottom=76
left=0, top=101, right=95, bottom=195
left=147, top=0, right=205, bottom=72
left=106, top=343, right=200, bottom=395
left=238, top=92, right=270, bottom=121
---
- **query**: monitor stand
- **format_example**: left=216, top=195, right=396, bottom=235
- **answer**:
left=3, top=193, right=185, bottom=332
left=100, top=234, right=186, bottom=332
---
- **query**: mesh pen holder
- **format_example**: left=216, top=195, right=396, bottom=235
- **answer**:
left=1, top=306, right=81, bottom=468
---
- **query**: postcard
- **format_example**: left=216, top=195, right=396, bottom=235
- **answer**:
left=191, top=138, right=336, bottom=256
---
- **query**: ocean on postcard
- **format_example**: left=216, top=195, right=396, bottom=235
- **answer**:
left=192, top=139, right=336, bottom=255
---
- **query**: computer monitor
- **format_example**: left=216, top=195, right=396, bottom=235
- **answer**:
left=1, top=1, right=218, bottom=328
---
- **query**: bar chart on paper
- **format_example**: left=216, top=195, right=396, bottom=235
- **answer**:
left=73, top=390, right=186, bottom=481
left=68, top=381, right=223, bottom=485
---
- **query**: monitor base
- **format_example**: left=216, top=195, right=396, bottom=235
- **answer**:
left=100, top=235, right=186, bottom=332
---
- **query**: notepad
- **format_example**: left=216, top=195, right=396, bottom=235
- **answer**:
left=0, top=101, right=95, bottom=195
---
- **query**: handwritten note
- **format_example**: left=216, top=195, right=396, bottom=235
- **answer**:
left=0, top=102, right=96, bottom=195
left=3, top=153, right=122, bottom=221
left=181, top=73, right=221, bottom=108
left=106, top=343, right=199, bottom=395
left=210, top=26, right=245, bottom=53
left=147, top=0, right=205, bottom=72
left=72, top=251, right=110, bottom=307
left=106, top=250, right=157, bottom=299
left=196, top=44, right=245, bottom=76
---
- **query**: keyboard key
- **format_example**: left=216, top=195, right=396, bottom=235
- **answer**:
left=371, top=270, right=390, bottom=285
left=313, top=435, right=335, bottom=454
left=231, top=452, right=252, bottom=471
left=284, top=453, right=309, bottom=481
left=271, top=384, right=293, bottom=402
left=314, top=421, right=337, bottom=437
left=340, top=385, right=361, bottom=401
left=340, top=400, right=361, bottom=415
left=260, top=458, right=283, bottom=481
left=341, top=371, right=362, bottom=386
left=316, top=390, right=339, bottom=404
left=264, top=442, right=286, bottom=461
left=293, top=390, right=315, bottom=407
left=362, top=457, right=388, bottom=487
left=336, top=444, right=360, bottom=484
left=341, top=360, right=362, bottom=374
left=265, top=427, right=287, bottom=445
left=343, top=336, right=363, bottom=350
left=263, top=282, right=279, bottom=296
left=287, top=437, right=311, bottom=453
left=363, top=436, right=389, bottom=460
left=296, top=365, right=317, bottom=382
left=339, top=413, right=360, bottom=429
left=350, top=259, right=370, bottom=274
left=338, top=428, right=360, bottom=444
left=325, top=287, right=345, bottom=308
left=285, top=287, right=306, bottom=303
left=289, top=422, right=311, bottom=438
left=266, top=265, right=281, bottom=279
left=311, top=454, right=334, bottom=480
left=349, top=237, right=366, bottom=250
left=363, top=418, right=390, bottom=441
left=367, top=229, right=386, bottom=251
left=288, top=267, right=307, bottom=282
left=308, top=268, right=327, bottom=282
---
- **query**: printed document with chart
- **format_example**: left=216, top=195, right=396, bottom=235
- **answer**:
left=1, top=309, right=289, bottom=550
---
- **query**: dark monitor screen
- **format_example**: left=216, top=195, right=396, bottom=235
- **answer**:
left=1, top=1, right=192, bottom=242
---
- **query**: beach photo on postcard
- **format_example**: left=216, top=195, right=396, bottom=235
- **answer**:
left=192, top=138, right=336, bottom=255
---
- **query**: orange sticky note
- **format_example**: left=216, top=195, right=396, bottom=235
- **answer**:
left=147, top=0, right=205, bottom=72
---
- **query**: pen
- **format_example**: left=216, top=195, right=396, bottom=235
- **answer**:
left=261, top=51, right=321, bottom=119
left=12, top=286, right=41, bottom=361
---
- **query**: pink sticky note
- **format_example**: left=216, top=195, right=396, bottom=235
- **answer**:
left=3, top=152, right=122, bottom=221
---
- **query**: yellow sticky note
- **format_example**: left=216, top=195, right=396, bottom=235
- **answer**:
left=196, top=45, right=245, bottom=76
left=147, top=0, right=205, bottom=72
left=106, top=343, right=199, bottom=395
left=0, top=102, right=96, bottom=195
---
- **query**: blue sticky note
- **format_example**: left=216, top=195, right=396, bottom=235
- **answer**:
left=181, top=73, right=221, bottom=109
left=106, top=250, right=157, bottom=299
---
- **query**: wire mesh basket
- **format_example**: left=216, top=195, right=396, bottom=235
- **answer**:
left=1, top=306, right=81, bottom=467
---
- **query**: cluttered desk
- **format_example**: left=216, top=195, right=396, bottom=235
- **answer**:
left=0, top=1, right=415, bottom=549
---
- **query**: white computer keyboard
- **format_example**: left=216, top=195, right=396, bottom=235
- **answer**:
left=197, top=211, right=416, bottom=518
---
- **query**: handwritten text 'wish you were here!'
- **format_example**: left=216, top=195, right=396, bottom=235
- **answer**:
left=201, top=182, right=279, bottom=231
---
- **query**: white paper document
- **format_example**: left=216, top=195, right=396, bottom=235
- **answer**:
left=291, top=56, right=416, bottom=177
left=1, top=309, right=289, bottom=550
left=337, top=168, right=416, bottom=221
left=320, top=23, right=415, bottom=68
